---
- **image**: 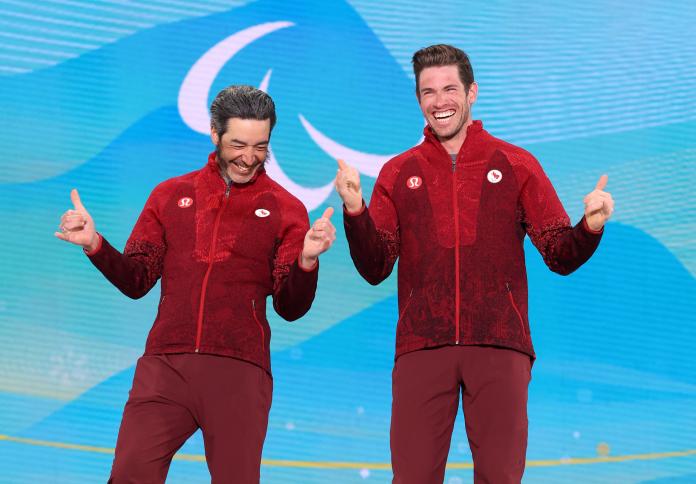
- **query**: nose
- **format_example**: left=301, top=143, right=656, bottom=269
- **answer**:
left=433, top=91, right=447, bottom=108
left=239, top=148, right=256, bottom=165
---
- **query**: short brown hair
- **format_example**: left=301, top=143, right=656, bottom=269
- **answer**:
left=210, top=85, right=276, bottom=137
left=412, top=44, right=474, bottom=95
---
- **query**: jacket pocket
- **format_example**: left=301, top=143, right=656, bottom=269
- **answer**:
left=251, top=299, right=266, bottom=351
left=154, top=294, right=167, bottom=320
left=505, top=283, right=528, bottom=342
left=396, top=288, right=414, bottom=327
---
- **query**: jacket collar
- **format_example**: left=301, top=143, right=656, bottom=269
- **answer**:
left=422, top=120, right=484, bottom=156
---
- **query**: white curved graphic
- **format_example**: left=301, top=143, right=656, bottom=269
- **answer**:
left=265, top=150, right=335, bottom=211
left=299, top=114, right=427, bottom=178
left=257, top=70, right=334, bottom=211
left=178, top=21, right=294, bottom=134
left=298, top=114, right=396, bottom=178
left=177, top=21, right=397, bottom=210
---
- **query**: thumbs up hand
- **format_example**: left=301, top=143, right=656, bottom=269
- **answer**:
left=335, top=159, right=363, bottom=213
left=55, top=189, right=100, bottom=252
left=300, top=207, right=336, bottom=269
left=583, top=175, right=614, bottom=232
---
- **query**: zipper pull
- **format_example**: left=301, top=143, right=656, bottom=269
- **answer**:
left=505, top=282, right=511, bottom=292
left=225, top=180, right=232, bottom=197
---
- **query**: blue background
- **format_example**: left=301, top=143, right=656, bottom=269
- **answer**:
left=1, top=0, right=695, bottom=482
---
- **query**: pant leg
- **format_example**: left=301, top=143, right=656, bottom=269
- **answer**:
left=189, top=355, right=273, bottom=484
left=459, top=346, right=531, bottom=484
left=391, top=347, right=461, bottom=484
left=109, top=355, right=199, bottom=484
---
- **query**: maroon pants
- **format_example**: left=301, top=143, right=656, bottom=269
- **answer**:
left=109, top=353, right=272, bottom=484
left=391, top=345, right=531, bottom=484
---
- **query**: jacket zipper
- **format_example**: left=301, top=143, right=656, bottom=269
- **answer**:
left=452, top=157, right=460, bottom=344
left=251, top=299, right=266, bottom=351
left=505, top=282, right=528, bottom=342
left=195, top=182, right=232, bottom=352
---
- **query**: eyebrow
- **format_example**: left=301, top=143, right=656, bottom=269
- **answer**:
left=229, top=138, right=269, bottom=146
left=420, top=84, right=460, bottom=94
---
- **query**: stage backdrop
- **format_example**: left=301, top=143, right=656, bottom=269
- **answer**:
left=1, top=0, right=695, bottom=482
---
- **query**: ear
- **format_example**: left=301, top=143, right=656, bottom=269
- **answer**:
left=210, top=127, right=220, bottom=146
left=467, top=82, right=479, bottom=104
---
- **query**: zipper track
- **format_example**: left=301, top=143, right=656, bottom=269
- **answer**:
left=452, top=158, right=460, bottom=345
left=195, top=183, right=231, bottom=352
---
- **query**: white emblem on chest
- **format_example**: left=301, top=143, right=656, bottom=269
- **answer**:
left=487, top=170, right=503, bottom=184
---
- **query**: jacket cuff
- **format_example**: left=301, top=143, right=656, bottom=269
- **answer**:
left=297, top=253, right=318, bottom=272
left=83, top=233, right=104, bottom=256
left=581, top=216, right=604, bottom=235
left=343, top=200, right=366, bottom=217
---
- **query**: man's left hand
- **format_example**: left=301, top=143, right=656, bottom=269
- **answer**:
left=300, top=207, right=336, bottom=269
left=583, top=174, right=615, bottom=231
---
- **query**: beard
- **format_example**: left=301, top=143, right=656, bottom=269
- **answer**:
left=431, top=105, right=469, bottom=142
left=215, top=145, right=269, bottom=180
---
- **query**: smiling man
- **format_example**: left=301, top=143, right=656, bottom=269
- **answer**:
left=56, top=85, right=336, bottom=483
left=335, top=45, right=614, bottom=483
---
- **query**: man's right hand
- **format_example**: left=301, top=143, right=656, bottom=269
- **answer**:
left=55, top=189, right=100, bottom=252
left=335, top=159, right=363, bottom=213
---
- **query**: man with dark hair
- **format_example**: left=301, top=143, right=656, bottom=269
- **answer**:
left=335, top=44, right=614, bottom=483
left=56, top=85, right=336, bottom=483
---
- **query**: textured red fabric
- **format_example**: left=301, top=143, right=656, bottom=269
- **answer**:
left=390, top=346, right=530, bottom=484
left=344, top=121, right=603, bottom=360
left=88, top=152, right=318, bottom=373
left=109, top=354, right=272, bottom=484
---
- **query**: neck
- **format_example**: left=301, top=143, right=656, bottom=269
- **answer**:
left=439, top=118, right=473, bottom=155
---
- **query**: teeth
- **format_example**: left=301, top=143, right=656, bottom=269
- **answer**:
left=434, top=110, right=455, bottom=119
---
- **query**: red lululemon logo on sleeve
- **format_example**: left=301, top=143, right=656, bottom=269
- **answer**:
left=487, top=170, right=502, bottom=183
left=407, top=176, right=422, bottom=189
left=178, top=197, right=193, bottom=208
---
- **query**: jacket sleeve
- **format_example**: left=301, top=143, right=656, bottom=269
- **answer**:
left=343, top=170, right=400, bottom=285
left=272, top=206, right=318, bottom=321
left=86, top=188, right=166, bottom=298
left=519, top=156, right=603, bottom=275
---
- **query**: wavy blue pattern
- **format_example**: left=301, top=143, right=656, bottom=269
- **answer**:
left=0, top=0, right=695, bottom=482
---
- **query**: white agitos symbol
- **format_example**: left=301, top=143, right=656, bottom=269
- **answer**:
left=255, top=208, right=270, bottom=218
left=487, top=169, right=503, bottom=183
left=177, top=22, right=404, bottom=211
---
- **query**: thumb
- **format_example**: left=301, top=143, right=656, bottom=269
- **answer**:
left=71, top=188, right=86, bottom=211
left=321, top=206, right=334, bottom=220
left=336, top=158, right=348, bottom=171
left=595, top=174, right=608, bottom=191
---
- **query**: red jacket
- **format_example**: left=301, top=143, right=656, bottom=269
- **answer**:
left=87, top=153, right=317, bottom=373
left=344, top=121, right=602, bottom=360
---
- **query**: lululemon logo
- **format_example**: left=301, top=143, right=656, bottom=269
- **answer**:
left=255, top=208, right=271, bottom=218
left=407, top=176, right=422, bottom=189
left=178, top=197, right=193, bottom=208
left=487, top=170, right=502, bottom=184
